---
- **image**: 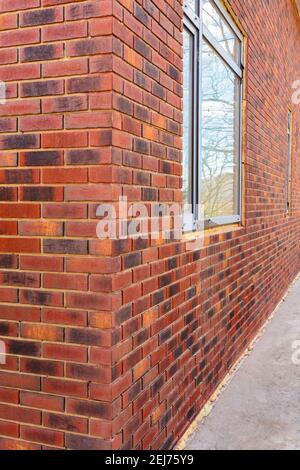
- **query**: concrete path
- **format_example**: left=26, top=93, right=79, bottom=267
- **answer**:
left=185, top=275, right=300, bottom=450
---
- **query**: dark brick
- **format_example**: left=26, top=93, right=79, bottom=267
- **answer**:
left=66, top=434, right=108, bottom=450
left=153, top=83, right=165, bottom=99
left=66, top=149, right=102, bottom=165
left=22, top=45, right=62, bottom=62
left=21, top=8, right=57, bottom=26
left=22, top=358, right=62, bottom=376
left=115, top=96, right=133, bottom=115
left=21, top=151, right=62, bottom=166
left=67, top=76, right=102, bottom=93
left=3, top=169, right=37, bottom=184
left=0, top=255, right=18, bottom=269
left=67, top=363, right=108, bottom=383
left=22, top=187, right=55, bottom=201
left=134, top=139, right=150, bottom=154
left=145, top=61, right=159, bottom=80
left=21, top=80, right=63, bottom=97
left=159, top=327, right=172, bottom=344
left=2, top=271, right=40, bottom=287
left=134, top=4, right=149, bottom=26
left=115, top=305, right=132, bottom=326
left=142, top=187, right=157, bottom=201
left=69, top=399, right=112, bottom=419
left=8, top=339, right=40, bottom=357
left=168, top=64, right=179, bottom=80
left=43, top=239, right=88, bottom=255
left=0, top=188, right=16, bottom=201
left=134, top=105, right=151, bottom=122
left=45, top=413, right=86, bottom=433
left=0, top=135, right=39, bottom=150
left=134, top=37, right=151, bottom=59
left=45, top=96, right=87, bottom=113
left=22, top=290, right=54, bottom=306
left=66, top=328, right=103, bottom=346
left=151, top=376, right=164, bottom=396
left=123, top=252, right=141, bottom=269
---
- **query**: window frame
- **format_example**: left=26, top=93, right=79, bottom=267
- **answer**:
left=286, top=109, right=293, bottom=215
left=183, top=0, right=244, bottom=231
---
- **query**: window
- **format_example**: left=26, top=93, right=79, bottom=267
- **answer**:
left=183, top=0, right=244, bottom=231
left=286, top=110, right=293, bottom=214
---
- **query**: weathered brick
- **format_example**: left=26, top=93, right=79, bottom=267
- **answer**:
left=20, top=44, right=63, bottom=62
left=20, top=8, right=63, bottom=27
left=1, top=0, right=300, bottom=454
left=21, top=80, right=63, bottom=97
left=20, top=151, right=62, bottom=167
left=43, top=239, right=88, bottom=255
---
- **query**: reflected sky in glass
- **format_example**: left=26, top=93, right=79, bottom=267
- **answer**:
left=202, top=0, right=240, bottom=64
left=186, top=0, right=197, bottom=13
left=183, top=28, right=194, bottom=207
left=201, top=40, right=240, bottom=218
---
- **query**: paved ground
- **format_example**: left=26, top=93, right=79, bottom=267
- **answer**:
left=185, top=275, right=300, bottom=450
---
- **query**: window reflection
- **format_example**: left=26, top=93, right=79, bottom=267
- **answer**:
left=201, top=41, right=240, bottom=219
left=202, top=0, right=240, bottom=64
left=186, top=0, right=197, bottom=13
left=182, top=1, right=243, bottom=229
left=183, top=28, right=194, bottom=208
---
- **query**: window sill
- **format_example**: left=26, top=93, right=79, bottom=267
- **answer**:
left=182, top=222, right=245, bottom=244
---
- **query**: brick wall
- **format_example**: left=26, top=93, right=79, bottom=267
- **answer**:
left=0, top=0, right=300, bottom=450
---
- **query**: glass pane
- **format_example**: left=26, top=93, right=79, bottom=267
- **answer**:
left=183, top=28, right=194, bottom=209
left=201, top=41, right=240, bottom=220
left=287, top=111, right=292, bottom=212
left=186, top=0, right=197, bottom=13
left=202, top=0, right=240, bottom=64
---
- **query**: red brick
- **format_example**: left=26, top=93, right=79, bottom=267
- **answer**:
left=0, top=238, right=40, bottom=253
left=19, top=221, right=63, bottom=236
left=43, top=273, right=88, bottom=291
left=0, top=13, right=17, bottom=30
left=21, top=324, right=63, bottom=341
left=0, top=221, right=17, bottom=235
left=0, top=63, right=40, bottom=81
left=0, top=420, right=19, bottom=438
left=42, top=132, right=88, bottom=148
left=42, top=58, right=88, bottom=77
left=42, top=21, right=88, bottom=42
left=0, top=305, right=40, bottom=322
left=20, top=255, right=63, bottom=272
left=0, top=404, right=41, bottom=425
left=0, top=387, right=19, bottom=404
left=0, top=28, right=39, bottom=47
left=20, top=392, right=64, bottom=412
left=0, top=203, right=40, bottom=219
left=42, top=167, right=87, bottom=184
left=43, top=412, right=88, bottom=434
left=43, top=343, right=87, bottom=363
left=42, top=203, right=87, bottom=219
left=43, top=378, right=87, bottom=399
left=0, top=0, right=300, bottom=453
left=42, top=308, right=87, bottom=327
left=21, top=426, right=64, bottom=447
left=20, top=115, right=63, bottom=132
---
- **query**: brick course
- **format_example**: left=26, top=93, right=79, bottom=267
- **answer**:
left=0, top=0, right=300, bottom=450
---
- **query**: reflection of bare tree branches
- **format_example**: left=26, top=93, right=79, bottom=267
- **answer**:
left=201, top=41, right=239, bottom=218
left=203, top=0, right=238, bottom=61
left=183, top=29, right=193, bottom=207
left=181, top=2, right=241, bottom=222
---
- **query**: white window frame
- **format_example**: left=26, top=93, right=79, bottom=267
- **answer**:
left=183, top=0, right=244, bottom=231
